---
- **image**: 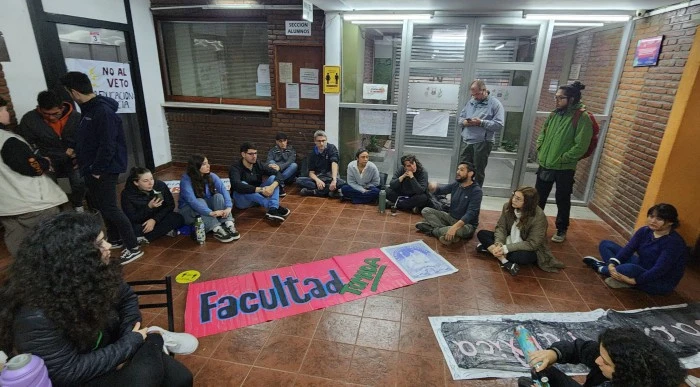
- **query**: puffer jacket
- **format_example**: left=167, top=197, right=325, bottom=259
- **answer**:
left=17, top=102, right=80, bottom=170
left=121, top=179, right=176, bottom=225
left=12, top=282, right=143, bottom=387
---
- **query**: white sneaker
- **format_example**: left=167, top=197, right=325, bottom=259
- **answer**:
left=148, top=326, right=199, bottom=355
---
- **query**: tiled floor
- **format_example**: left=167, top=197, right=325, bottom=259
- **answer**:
left=1, top=166, right=699, bottom=386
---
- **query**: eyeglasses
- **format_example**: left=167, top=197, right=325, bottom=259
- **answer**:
left=554, top=95, right=568, bottom=101
left=245, top=152, right=257, bottom=156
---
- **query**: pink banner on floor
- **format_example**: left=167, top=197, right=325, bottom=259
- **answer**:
left=185, top=248, right=414, bottom=338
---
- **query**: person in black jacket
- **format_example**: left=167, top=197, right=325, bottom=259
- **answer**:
left=60, top=71, right=143, bottom=265
left=0, top=212, right=196, bottom=387
left=18, top=90, right=86, bottom=211
left=386, top=154, right=429, bottom=213
left=518, top=327, right=685, bottom=387
left=121, top=167, right=184, bottom=243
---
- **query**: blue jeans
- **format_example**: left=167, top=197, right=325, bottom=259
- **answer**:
left=178, top=193, right=232, bottom=232
left=278, top=162, right=298, bottom=183
left=598, top=240, right=671, bottom=295
left=340, top=185, right=379, bottom=204
left=296, top=174, right=346, bottom=195
left=232, top=176, right=279, bottom=210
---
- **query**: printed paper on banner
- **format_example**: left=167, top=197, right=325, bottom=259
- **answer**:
left=381, top=240, right=457, bottom=281
left=64, top=58, right=136, bottom=113
left=412, top=111, right=450, bottom=137
left=359, top=110, right=392, bottom=135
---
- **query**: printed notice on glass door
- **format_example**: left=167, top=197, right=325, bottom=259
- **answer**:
left=286, top=83, right=300, bottom=109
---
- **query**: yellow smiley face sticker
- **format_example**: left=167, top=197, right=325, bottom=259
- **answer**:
left=176, top=270, right=201, bottom=284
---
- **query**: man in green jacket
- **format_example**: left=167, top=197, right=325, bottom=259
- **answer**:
left=535, top=81, right=593, bottom=243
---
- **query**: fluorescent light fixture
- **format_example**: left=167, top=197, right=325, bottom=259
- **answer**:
left=343, top=13, right=432, bottom=21
left=554, top=22, right=605, bottom=27
left=351, top=20, right=404, bottom=25
left=525, top=14, right=630, bottom=22
left=494, top=42, right=506, bottom=50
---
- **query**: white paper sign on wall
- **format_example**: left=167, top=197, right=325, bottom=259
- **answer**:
left=407, top=83, right=460, bottom=110
left=302, top=0, right=313, bottom=22
left=285, top=21, right=311, bottom=36
left=64, top=58, right=135, bottom=113
left=485, top=85, right=528, bottom=112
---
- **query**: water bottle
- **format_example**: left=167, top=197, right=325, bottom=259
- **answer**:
left=194, top=215, right=206, bottom=244
left=515, top=325, right=550, bottom=387
left=378, top=189, right=386, bottom=213
left=0, top=354, right=52, bottom=387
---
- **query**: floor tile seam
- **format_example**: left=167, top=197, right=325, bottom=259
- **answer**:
left=249, top=330, right=294, bottom=372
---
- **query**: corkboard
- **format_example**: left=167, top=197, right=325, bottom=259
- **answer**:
left=273, top=43, right=324, bottom=114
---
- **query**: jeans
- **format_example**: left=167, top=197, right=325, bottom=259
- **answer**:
left=131, top=212, right=184, bottom=242
left=340, top=185, right=380, bottom=204
left=535, top=168, right=575, bottom=232
left=232, top=176, right=279, bottom=210
left=459, top=140, right=493, bottom=187
left=296, top=174, right=346, bottom=196
left=385, top=188, right=429, bottom=211
left=86, top=174, right=137, bottom=249
left=476, top=230, right=538, bottom=265
left=279, top=162, right=298, bottom=183
left=84, top=334, right=192, bottom=387
left=51, top=166, right=86, bottom=208
left=178, top=193, right=232, bottom=232
left=597, top=239, right=671, bottom=295
left=420, top=207, right=475, bottom=240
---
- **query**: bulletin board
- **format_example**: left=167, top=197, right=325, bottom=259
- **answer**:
left=273, top=43, right=324, bottom=114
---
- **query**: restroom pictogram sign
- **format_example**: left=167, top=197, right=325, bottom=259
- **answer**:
left=323, top=65, right=340, bottom=94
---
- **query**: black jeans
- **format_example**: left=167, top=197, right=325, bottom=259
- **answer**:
left=535, top=169, right=575, bottom=233
left=85, top=173, right=137, bottom=249
left=85, top=334, right=192, bottom=387
left=132, top=212, right=184, bottom=242
left=386, top=188, right=429, bottom=211
left=476, top=230, right=538, bottom=265
left=52, top=163, right=87, bottom=208
left=459, top=140, right=493, bottom=188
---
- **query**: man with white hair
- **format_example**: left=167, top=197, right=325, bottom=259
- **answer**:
left=296, top=130, right=345, bottom=197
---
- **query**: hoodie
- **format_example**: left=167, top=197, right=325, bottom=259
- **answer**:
left=75, top=96, right=127, bottom=176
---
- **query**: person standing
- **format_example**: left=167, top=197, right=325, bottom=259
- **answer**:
left=266, top=132, right=298, bottom=197
left=458, top=79, right=504, bottom=187
left=60, top=71, right=143, bottom=264
left=18, top=90, right=86, bottom=212
left=535, top=81, right=593, bottom=243
left=0, top=97, right=67, bottom=257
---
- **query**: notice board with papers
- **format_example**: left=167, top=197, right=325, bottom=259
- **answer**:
left=273, top=43, right=324, bottom=114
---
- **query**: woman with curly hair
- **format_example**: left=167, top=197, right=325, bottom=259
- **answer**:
left=386, top=154, right=429, bottom=213
left=582, top=203, right=688, bottom=294
left=0, top=212, right=197, bottom=386
left=475, top=186, right=564, bottom=276
left=518, top=327, right=686, bottom=387
left=178, top=154, right=238, bottom=243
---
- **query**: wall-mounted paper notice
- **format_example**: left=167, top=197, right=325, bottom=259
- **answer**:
left=286, top=83, right=300, bottom=109
left=359, top=110, right=393, bottom=135
left=256, top=82, right=271, bottom=97
left=279, top=62, right=293, bottom=83
left=300, top=68, right=318, bottom=84
left=257, top=64, right=270, bottom=84
left=412, top=111, right=450, bottom=137
left=300, top=84, right=319, bottom=99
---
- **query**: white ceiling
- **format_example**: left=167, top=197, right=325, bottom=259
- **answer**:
left=310, top=0, right=680, bottom=12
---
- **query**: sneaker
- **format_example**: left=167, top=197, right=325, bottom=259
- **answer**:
left=609, top=257, right=621, bottom=266
left=551, top=230, right=566, bottom=243
left=439, top=235, right=461, bottom=246
left=412, top=207, right=420, bottom=214
left=213, top=227, right=235, bottom=243
left=120, top=247, right=144, bottom=265
left=279, top=186, right=287, bottom=198
left=604, top=277, right=632, bottom=289
left=109, top=240, right=124, bottom=250
left=136, top=236, right=150, bottom=245
left=582, top=256, right=606, bottom=272
left=500, top=261, right=520, bottom=276
left=476, top=243, right=489, bottom=253
left=415, top=222, right=434, bottom=235
left=147, top=326, right=199, bottom=355
left=299, top=188, right=316, bottom=196
left=224, top=223, right=241, bottom=241
left=277, top=206, right=291, bottom=218
left=265, top=208, right=286, bottom=222
left=166, top=229, right=179, bottom=237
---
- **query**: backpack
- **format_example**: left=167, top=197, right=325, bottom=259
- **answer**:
left=572, top=108, right=599, bottom=159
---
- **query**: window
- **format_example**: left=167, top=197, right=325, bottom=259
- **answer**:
left=160, top=21, right=269, bottom=105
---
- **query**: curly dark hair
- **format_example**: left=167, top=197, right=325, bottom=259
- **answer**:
left=599, top=327, right=686, bottom=387
left=0, top=212, right=122, bottom=353
left=400, top=154, right=424, bottom=175
left=186, top=154, right=215, bottom=199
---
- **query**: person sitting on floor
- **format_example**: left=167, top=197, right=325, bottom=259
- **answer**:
left=229, top=142, right=290, bottom=223
left=340, top=148, right=381, bottom=204
left=415, top=162, right=482, bottom=246
left=476, top=186, right=564, bottom=276
left=266, top=132, right=297, bottom=197
left=386, top=154, right=429, bottom=213
left=121, top=167, right=184, bottom=243
left=582, top=203, right=688, bottom=295
left=0, top=212, right=198, bottom=387
left=178, top=154, right=239, bottom=243
left=518, top=327, right=686, bottom=387
left=296, top=130, right=346, bottom=197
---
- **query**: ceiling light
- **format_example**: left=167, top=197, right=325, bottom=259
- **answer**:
left=343, top=13, right=432, bottom=21
left=525, top=14, right=630, bottom=22
left=494, top=42, right=506, bottom=50
left=554, top=22, right=605, bottom=27
left=351, top=20, right=404, bottom=25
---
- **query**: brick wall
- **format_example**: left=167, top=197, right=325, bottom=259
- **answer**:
left=153, top=2, right=325, bottom=168
left=591, top=7, right=699, bottom=237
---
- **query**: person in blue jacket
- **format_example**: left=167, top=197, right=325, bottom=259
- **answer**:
left=178, top=154, right=238, bottom=243
left=583, top=203, right=688, bottom=295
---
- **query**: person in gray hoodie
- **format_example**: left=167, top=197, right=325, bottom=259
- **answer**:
left=340, top=148, right=380, bottom=204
